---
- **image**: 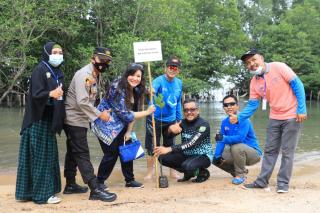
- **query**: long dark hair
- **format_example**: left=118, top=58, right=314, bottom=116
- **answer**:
left=115, top=63, right=146, bottom=110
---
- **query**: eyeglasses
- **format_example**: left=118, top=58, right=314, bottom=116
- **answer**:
left=168, top=65, right=179, bottom=71
left=223, top=102, right=237, bottom=107
left=183, top=108, right=198, bottom=113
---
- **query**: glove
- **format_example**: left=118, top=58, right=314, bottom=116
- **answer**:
left=212, top=156, right=224, bottom=166
left=215, top=132, right=223, bottom=142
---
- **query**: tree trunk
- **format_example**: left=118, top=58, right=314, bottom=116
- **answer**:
left=0, top=59, right=26, bottom=105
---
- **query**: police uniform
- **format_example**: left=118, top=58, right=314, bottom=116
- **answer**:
left=64, top=63, right=101, bottom=189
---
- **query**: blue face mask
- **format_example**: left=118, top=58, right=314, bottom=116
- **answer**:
left=49, top=54, right=64, bottom=67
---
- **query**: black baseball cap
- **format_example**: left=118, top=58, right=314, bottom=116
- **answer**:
left=166, top=56, right=182, bottom=67
left=240, top=48, right=261, bottom=61
left=93, top=47, right=112, bottom=61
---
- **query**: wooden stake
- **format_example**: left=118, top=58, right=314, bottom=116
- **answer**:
left=147, top=62, right=159, bottom=188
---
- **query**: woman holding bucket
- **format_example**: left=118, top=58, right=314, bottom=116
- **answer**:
left=93, top=63, right=155, bottom=190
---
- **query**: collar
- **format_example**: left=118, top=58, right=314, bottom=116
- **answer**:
left=86, top=63, right=98, bottom=79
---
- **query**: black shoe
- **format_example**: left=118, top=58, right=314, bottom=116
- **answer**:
left=177, top=173, right=193, bottom=182
left=98, top=182, right=109, bottom=191
left=192, top=168, right=210, bottom=183
left=63, top=183, right=89, bottom=194
left=89, top=188, right=117, bottom=202
left=125, top=180, right=144, bottom=188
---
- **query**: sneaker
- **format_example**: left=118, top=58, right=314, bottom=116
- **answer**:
left=47, top=196, right=61, bottom=204
left=277, top=188, right=289, bottom=193
left=192, top=168, right=210, bottom=183
left=243, top=182, right=263, bottom=189
left=63, top=183, right=88, bottom=194
left=125, top=180, right=144, bottom=188
left=98, top=182, right=109, bottom=191
left=89, top=188, right=117, bottom=202
left=232, top=177, right=246, bottom=185
left=242, top=182, right=270, bottom=191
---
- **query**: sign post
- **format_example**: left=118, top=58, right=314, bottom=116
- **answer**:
left=133, top=41, right=162, bottom=188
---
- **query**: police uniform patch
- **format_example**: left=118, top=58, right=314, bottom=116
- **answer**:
left=199, top=126, right=206, bottom=132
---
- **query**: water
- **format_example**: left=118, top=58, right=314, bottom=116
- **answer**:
left=1, top=100, right=320, bottom=171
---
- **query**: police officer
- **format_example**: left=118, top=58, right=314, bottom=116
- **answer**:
left=63, top=47, right=117, bottom=202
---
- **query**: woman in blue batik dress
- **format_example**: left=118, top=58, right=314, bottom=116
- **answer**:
left=94, top=63, right=155, bottom=190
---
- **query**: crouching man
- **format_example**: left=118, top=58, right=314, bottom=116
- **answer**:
left=213, top=95, right=262, bottom=185
left=154, top=99, right=214, bottom=183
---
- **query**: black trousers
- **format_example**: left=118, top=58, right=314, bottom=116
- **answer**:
left=63, top=124, right=98, bottom=189
left=97, top=128, right=134, bottom=183
left=159, top=152, right=211, bottom=175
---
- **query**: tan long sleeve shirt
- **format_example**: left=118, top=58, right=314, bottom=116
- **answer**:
left=65, top=63, right=101, bottom=128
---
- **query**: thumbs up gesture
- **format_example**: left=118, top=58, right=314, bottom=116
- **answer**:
left=228, top=113, right=238, bottom=124
left=168, top=121, right=182, bottom=134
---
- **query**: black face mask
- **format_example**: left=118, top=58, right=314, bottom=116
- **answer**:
left=93, top=62, right=109, bottom=73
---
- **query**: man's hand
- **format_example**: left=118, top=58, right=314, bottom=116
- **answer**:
left=154, top=146, right=172, bottom=156
left=99, top=109, right=111, bottom=121
left=229, top=113, right=238, bottom=124
left=168, top=121, right=182, bottom=134
left=296, top=114, right=307, bottom=123
left=215, top=132, right=223, bottom=142
left=212, top=156, right=224, bottom=166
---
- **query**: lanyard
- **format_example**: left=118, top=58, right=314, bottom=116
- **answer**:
left=42, top=61, right=60, bottom=85
left=261, top=75, right=267, bottom=99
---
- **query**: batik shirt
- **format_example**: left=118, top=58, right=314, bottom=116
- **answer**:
left=94, top=80, right=135, bottom=137
left=171, top=116, right=214, bottom=161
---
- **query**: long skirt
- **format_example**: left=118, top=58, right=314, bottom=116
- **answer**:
left=15, top=119, right=61, bottom=204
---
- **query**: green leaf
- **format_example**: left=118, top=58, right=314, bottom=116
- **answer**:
left=154, top=93, right=165, bottom=108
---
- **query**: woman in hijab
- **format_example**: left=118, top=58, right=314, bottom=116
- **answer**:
left=15, top=41, right=65, bottom=204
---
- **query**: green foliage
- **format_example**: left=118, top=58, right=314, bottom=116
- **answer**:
left=259, top=0, right=320, bottom=93
left=0, top=0, right=319, bottom=103
left=154, top=93, right=165, bottom=109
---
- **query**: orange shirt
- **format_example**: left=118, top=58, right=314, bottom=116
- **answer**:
left=250, top=62, right=297, bottom=120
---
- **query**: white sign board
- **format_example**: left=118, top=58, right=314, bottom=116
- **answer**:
left=133, top=41, right=163, bottom=62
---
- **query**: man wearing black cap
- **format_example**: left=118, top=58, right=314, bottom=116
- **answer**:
left=144, top=56, right=183, bottom=180
left=231, top=48, right=307, bottom=193
left=63, top=47, right=117, bottom=202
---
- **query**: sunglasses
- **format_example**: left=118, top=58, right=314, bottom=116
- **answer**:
left=168, top=65, right=179, bottom=71
left=129, top=63, right=144, bottom=71
left=223, top=102, right=237, bottom=107
left=183, top=108, right=198, bottom=113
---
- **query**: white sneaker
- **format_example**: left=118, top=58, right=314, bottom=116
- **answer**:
left=47, top=195, right=61, bottom=204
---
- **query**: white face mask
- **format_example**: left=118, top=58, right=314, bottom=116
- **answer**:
left=249, top=66, right=263, bottom=75
left=49, top=54, right=64, bottom=67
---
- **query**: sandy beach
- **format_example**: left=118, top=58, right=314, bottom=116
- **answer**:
left=1, top=156, right=320, bottom=213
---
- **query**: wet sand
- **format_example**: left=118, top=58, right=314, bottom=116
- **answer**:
left=1, top=157, right=320, bottom=213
